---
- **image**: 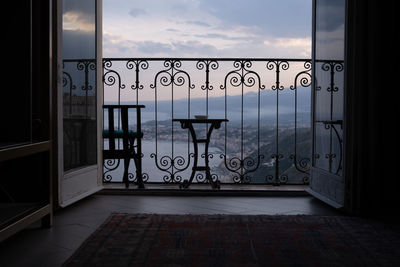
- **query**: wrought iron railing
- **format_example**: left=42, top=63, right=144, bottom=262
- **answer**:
left=313, top=60, right=345, bottom=176
left=101, top=57, right=314, bottom=185
left=62, top=58, right=345, bottom=187
left=62, top=59, right=97, bottom=171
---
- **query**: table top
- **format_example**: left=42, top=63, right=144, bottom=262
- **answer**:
left=173, top=118, right=229, bottom=123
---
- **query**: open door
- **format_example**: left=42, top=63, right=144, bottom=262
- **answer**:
left=57, top=0, right=103, bottom=207
left=307, top=0, right=346, bottom=208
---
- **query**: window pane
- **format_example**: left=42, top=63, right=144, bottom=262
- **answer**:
left=62, top=0, right=97, bottom=171
left=313, top=0, right=345, bottom=175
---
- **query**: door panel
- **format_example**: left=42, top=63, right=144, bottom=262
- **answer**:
left=308, top=0, right=346, bottom=208
left=58, top=0, right=102, bottom=207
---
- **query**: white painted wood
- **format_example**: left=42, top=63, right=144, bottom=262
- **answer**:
left=307, top=167, right=344, bottom=208
left=57, top=0, right=103, bottom=207
left=59, top=166, right=102, bottom=207
left=309, top=0, right=346, bottom=209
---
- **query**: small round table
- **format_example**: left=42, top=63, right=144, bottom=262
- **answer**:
left=173, top=118, right=228, bottom=189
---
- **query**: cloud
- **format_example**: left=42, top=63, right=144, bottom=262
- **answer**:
left=103, top=33, right=220, bottom=57
left=63, top=0, right=95, bottom=15
left=63, top=0, right=96, bottom=32
left=103, top=33, right=136, bottom=55
left=136, top=41, right=174, bottom=54
left=103, top=31, right=311, bottom=58
left=63, top=30, right=95, bottom=58
left=262, top=37, right=311, bottom=57
left=128, top=8, right=147, bottom=17
left=315, top=1, right=345, bottom=32
left=182, top=20, right=211, bottom=27
left=272, top=37, right=311, bottom=48
left=172, top=40, right=219, bottom=55
left=315, top=24, right=344, bottom=60
left=194, top=33, right=250, bottom=41
left=135, top=40, right=218, bottom=56
left=263, top=40, right=271, bottom=46
left=198, top=0, right=312, bottom=38
left=102, top=0, right=312, bottom=58
left=63, top=11, right=95, bottom=32
left=166, top=28, right=180, bottom=32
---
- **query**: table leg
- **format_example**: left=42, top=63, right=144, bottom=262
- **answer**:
left=178, top=120, right=222, bottom=190
left=180, top=123, right=198, bottom=189
left=205, top=122, right=220, bottom=189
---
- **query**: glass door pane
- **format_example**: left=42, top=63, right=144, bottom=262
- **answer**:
left=62, top=0, right=97, bottom=171
left=313, top=0, right=345, bottom=176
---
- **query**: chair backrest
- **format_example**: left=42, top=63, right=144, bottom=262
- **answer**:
left=103, top=105, right=145, bottom=152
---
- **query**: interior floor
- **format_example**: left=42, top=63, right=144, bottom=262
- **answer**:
left=0, top=194, right=342, bottom=267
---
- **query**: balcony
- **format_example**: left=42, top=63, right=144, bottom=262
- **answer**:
left=62, top=57, right=342, bottom=191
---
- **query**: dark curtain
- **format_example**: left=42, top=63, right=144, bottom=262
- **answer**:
left=344, top=0, right=398, bottom=217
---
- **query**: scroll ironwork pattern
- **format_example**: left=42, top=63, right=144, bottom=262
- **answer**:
left=77, top=57, right=316, bottom=186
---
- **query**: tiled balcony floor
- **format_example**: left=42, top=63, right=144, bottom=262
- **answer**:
left=0, top=193, right=341, bottom=267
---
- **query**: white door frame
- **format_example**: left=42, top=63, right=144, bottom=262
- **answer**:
left=307, top=0, right=347, bottom=209
left=57, top=0, right=103, bottom=207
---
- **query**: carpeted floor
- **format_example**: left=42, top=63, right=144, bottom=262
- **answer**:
left=63, top=214, right=400, bottom=267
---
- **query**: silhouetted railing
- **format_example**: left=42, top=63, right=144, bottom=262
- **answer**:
left=62, top=59, right=97, bottom=171
left=103, top=57, right=314, bottom=186
left=62, top=58, right=344, bottom=186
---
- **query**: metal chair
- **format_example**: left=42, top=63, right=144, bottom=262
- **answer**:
left=103, top=105, right=145, bottom=188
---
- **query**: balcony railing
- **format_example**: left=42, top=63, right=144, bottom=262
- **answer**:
left=62, top=58, right=344, bottom=187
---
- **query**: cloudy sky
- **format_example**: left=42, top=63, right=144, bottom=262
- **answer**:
left=103, top=0, right=312, bottom=58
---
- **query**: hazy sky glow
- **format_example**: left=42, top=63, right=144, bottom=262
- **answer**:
left=103, top=0, right=312, bottom=58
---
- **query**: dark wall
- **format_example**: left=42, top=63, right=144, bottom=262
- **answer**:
left=0, top=0, right=50, bottom=146
left=0, top=0, right=32, bottom=145
left=0, top=0, right=52, bottom=205
left=344, top=0, right=398, bottom=217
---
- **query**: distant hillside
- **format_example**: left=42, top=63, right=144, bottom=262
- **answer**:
left=107, top=86, right=311, bottom=125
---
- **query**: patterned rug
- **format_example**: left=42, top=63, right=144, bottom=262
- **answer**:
left=63, top=214, right=400, bottom=267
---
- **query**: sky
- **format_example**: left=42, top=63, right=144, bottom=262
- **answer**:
left=103, top=0, right=312, bottom=58
left=62, top=0, right=317, bottom=102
